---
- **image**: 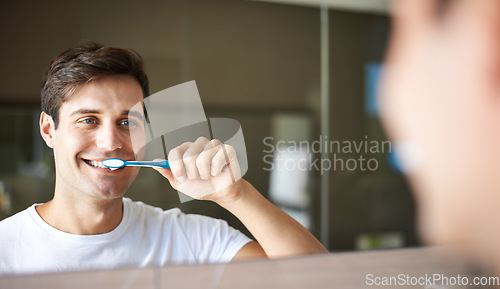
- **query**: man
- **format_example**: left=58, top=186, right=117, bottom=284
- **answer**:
left=0, top=42, right=326, bottom=275
left=381, top=0, right=500, bottom=270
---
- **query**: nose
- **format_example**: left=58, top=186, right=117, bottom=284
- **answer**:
left=95, top=122, right=123, bottom=151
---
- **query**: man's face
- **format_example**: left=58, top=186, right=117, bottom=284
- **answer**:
left=46, top=74, right=146, bottom=200
left=381, top=0, right=500, bottom=263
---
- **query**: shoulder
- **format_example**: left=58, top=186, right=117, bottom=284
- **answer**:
left=0, top=205, right=33, bottom=227
left=0, top=205, right=35, bottom=238
left=122, top=197, right=185, bottom=230
left=122, top=197, right=228, bottom=230
left=123, top=197, right=182, bottom=218
left=121, top=198, right=250, bottom=263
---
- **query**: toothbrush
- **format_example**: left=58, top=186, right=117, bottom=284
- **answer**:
left=102, top=158, right=170, bottom=170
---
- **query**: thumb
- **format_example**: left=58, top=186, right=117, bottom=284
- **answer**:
left=152, top=158, right=177, bottom=189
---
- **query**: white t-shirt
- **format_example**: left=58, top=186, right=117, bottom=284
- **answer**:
left=0, top=198, right=252, bottom=275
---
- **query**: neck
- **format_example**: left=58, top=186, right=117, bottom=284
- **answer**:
left=36, top=192, right=124, bottom=235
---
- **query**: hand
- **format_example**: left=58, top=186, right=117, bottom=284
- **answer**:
left=153, top=137, right=242, bottom=203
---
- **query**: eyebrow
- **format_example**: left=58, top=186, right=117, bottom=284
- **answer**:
left=127, top=110, right=145, bottom=120
left=69, top=109, right=145, bottom=120
left=69, top=109, right=101, bottom=116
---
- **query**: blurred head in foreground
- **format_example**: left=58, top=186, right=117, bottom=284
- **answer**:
left=381, top=0, right=500, bottom=268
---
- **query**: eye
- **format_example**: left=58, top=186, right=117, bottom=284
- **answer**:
left=120, top=119, right=137, bottom=127
left=79, top=118, right=97, bottom=125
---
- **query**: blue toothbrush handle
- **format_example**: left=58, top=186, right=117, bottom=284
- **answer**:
left=158, top=161, right=170, bottom=169
left=127, top=160, right=170, bottom=169
left=147, top=160, right=170, bottom=169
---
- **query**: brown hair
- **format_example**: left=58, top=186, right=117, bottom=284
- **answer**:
left=41, top=42, right=149, bottom=128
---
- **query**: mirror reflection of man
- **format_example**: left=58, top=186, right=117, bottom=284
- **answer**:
left=382, top=0, right=500, bottom=272
left=0, top=42, right=326, bottom=274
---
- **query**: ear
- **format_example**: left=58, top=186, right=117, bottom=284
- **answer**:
left=40, top=112, right=56, bottom=149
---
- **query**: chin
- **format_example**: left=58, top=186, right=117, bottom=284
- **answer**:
left=85, top=189, right=124, bottom=201
left=416, top=196, right=460, bottom=247
left=417, top=205, right=475, bottom=259
left=86, top=182, right=128, bottom=200
left=96, top=191, right=125, bottom=200
left=418, top=220, right=449, bottom=244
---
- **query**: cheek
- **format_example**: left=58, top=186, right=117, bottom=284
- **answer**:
left=54, top=129, right=93, bottom=157
left=128, top=128, right=146, bottom=157
left=381, top=86, right=485, bottom=245
left=408, top=101, right=500, bottom=248
left=135, top=147, right=145, bottom=160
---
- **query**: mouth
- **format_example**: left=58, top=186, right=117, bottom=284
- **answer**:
left=82, top=159, right=119, bottom=170
left=83, top=159, right=107, bottom=168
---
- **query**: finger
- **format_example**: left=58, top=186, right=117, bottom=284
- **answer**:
left=168, top=142, right=191, bottom=183
left=197, top=139, right=223, bottom=180
left=222, top=145, right=240, bottom=183
left=211, top=144, right=237, bottom=177
left=183, top=136, right=210, bottom=180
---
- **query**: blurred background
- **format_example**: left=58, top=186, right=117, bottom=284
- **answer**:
left=0, top=0, right=416, bottom=252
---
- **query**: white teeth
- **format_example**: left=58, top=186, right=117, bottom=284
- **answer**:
left=86, top=160, right=108, bottom=169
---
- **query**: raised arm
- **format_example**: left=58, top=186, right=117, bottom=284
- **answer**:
left=153, top=137, right=327, bottom=260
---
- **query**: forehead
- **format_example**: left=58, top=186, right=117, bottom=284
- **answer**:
left=59, top=74, right=144, bottom=116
